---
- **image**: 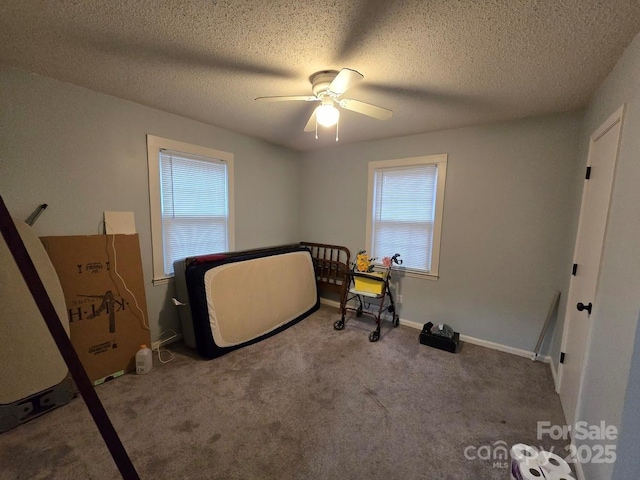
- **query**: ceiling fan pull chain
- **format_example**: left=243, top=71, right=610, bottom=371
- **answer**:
left=335, top=118, right=339, bottom=142
left=315, top=118, right=318, bottom=140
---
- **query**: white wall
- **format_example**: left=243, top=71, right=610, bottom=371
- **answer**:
left=550, top=31, right=640, bottom=480
left=299, top=112, right=583, bottom=354
left=0, top=67, right=300, bottom=341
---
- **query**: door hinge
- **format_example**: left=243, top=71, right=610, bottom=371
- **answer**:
left=560, top=352, right=565, bottom=364
left=572, top=264, right=578, bottom=276
left=585, top=166, right=591, bottom=179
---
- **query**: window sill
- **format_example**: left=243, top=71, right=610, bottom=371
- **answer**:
left=152, top=276, right=174, bottom=286
left=392, top=268, right=439, bottom=281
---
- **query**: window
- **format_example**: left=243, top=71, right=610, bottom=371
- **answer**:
left=147, top=135, right=234, bottom=283
left=366, top=154, right=447, bottom=278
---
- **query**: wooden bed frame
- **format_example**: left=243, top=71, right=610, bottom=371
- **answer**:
left=300, top=242, right=351, bottom=306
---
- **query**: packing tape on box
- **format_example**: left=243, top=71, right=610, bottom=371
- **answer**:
left=538, top=450, right=572, bottom=475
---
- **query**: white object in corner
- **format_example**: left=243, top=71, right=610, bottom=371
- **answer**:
left=135, top=345, right=153, bottom=374
left=104, top=211, right=136, bottom=234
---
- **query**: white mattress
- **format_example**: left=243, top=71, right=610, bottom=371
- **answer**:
left=203, top=250, right=317, bottom=347
left=0, top=219, right=69, bottom=404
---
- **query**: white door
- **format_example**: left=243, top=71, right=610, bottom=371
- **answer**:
left=558, top=106, right=624, bottom=426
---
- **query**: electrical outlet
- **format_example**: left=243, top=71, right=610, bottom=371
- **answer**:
left=397, top=294, right=403, bottom=304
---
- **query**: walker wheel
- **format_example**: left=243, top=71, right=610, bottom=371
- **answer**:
left=369, top=331, right=380, bottom=342
left=334, top=319, right=345, bottom=331
left=356, top=306, right=363, bottom=317
left=393, top=314, right=399, bottom=327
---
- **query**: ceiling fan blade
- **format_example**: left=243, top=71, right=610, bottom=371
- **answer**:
left=328, top=68, right=364, bottom=96
left=339, top=98, right=392, bottom=120
left=304, top=110, right=317, bottom=132
left=255, top=95, right=318, bottom=102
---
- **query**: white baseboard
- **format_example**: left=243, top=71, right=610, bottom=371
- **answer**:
left=319, top=297, right=342, bottom=308
left=458, top=334, right=552, bottom=363
left=319, top=297, right=552, bottom=363
left=397, top=317, right=424, bottom=330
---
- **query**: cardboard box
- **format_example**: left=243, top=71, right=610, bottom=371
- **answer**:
left=40, top=234, right=151, bottom=385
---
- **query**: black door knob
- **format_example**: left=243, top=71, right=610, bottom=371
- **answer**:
left=576, top=302, right=593, bottom=315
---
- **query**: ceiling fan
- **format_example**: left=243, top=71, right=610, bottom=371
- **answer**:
left=255, top=68, right=392, bottom=140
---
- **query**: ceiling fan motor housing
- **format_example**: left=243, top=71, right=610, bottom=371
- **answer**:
left=311, top=71, right=339, bottom=96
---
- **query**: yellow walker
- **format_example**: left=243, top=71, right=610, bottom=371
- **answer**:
left=334, top=253, right=402, bottom=342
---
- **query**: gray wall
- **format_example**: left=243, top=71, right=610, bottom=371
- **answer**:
left=613, top=313, right=640, bottom=480
left=0, top=67, right=300, bottom=341
left=299, top=112, right=582, bottom=354
left=553, top=31, right=640, bottom=480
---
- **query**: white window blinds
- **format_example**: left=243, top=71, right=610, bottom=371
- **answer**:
left=159, top=149, right=229, bottom=276
left=371, top=163, right=439, bottom=273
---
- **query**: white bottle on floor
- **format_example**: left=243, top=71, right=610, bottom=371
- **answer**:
left=135, top=344, right=153, bottom=374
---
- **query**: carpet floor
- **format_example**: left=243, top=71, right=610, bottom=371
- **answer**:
left=0, top=305, right=569, bottom=479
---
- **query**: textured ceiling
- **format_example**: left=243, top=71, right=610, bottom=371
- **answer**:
left=1, top=1, right=639, bottom=151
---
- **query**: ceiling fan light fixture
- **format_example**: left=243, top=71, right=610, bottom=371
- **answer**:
left=316, top=104, right=340, bottom=127
left=256, top=68, right=392, bottom=139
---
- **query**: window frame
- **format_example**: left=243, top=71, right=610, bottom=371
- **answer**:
left=365, top=154, right=447, bottom=279
left=147, top=135, right=235, bottom=284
